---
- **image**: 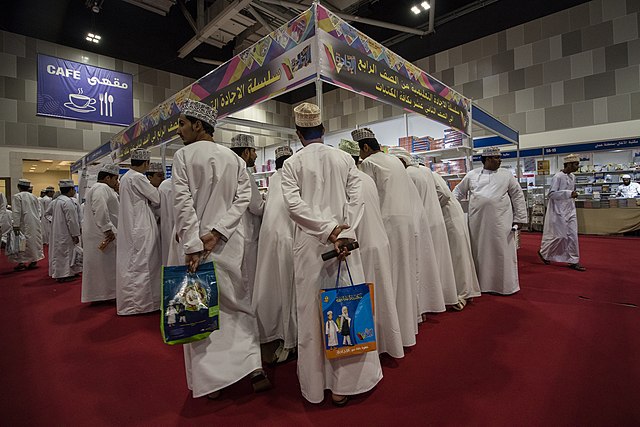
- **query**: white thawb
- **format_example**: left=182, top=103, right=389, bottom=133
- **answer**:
left=158, top=178, right=174, bottom=265
left=50, top=195, right=82, bottom=278
left=45, top=197, right=61, bottom=276
left=617, top=181, right=640, bottom=197
left=116, top=169, right=161, bottom=315
left=11, top=191, right=44, bottom=264
left=540, top=171, right=579, bottom=264
left=360, top=151, right=420, bottom=346
left=40, top=195, right=52, bottom=244
left=281, top=143, right=382, bottom=404
left=252, top=170, right=297, bottom=349
left=1, top=192, right=13, bottom=237
left=242, top=169, right=264, bottom=302
left=407, top=165, right=458, bottom=307
left=354, top=169, right=404, bottom=359
left=431, top=172, right=481, bottom=300
left=169, top=140, right=262, bottom=398
left=453, top=168, right=528, bottom=295
left=81, top=183, right=119, bottom=302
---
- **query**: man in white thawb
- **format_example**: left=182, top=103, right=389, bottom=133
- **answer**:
left=355, top=128, right=422, bottom=346
left=40, top=186, right=54, bottom=245
left=338, top=139, right=404, bottom=359
left=616, top=174, right=640, bottom=197
left=389, top=147, right=458, bottom=310
left=50, top=180, right=82, bottom=282
left=11, top=178, right=44, bottom=271
left=430, top=171, right=481, bottom=308
left=169, top=99, right=269, bottom=400
left=453, top=146, right=527, bottom=295
left=145, top=162, right=165, bottom=188
left=253, top=145, right=297, bottom=363
left=157, top=175, right=174, bottom=266
left=116, top=148, right=161, bottom=315
left=230, top=134, right=263, bottom=302
left=81, top=163, right=120, bottom=302
left=539, top=153, right=586, bottom=272
left=282, top=104, right=382, bottom=406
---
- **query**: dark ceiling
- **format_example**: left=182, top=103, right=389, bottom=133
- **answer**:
left=2, top=0, right=590, bottom=104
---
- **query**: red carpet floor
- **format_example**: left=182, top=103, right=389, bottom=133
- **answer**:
left=1, top=233, right=639, bottom=426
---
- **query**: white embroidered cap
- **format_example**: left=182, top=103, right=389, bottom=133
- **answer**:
left=621, top=174, right=631, bottom=179
left=100, top=163, right=120, bottom=176
left=481, top=146, right=501, bottom=157
left=18, top=178, right=31, bottom=186
left=130, top=148, right=150, bottom=161
left=45, top=186, right=55, bottom=191
left=179, top=98, right=218, bottom=128
left=275, top=145, right=293, bottom=160
left=338, top=139, right=360, bottom=156
left=230, top=134, right=255, bottom=149
left=563, top=153, right=580, bottom=163
left=147, top=162, right=164, bottom=173
left=351, top=127, right=376, bottom=142
left=58, top=179, right=75, bottom=188
left=294, top=102, right=322, bottom=127
left=388, top=146, right=415, bottom=166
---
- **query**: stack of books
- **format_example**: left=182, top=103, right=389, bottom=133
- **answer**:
left=443, top=129, right=465, bottom=148
left=446, top=159, right=467, bottom=174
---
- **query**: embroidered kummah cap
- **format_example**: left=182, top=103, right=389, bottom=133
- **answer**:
left=230, top=134, right=255, bottom=149
left=275, top=145, right=293, bottom=160
left=621, top=174, right=631, bottom=179
left=179, top=98, right=218, bottom=128
left=100, top=163, right=120, bottom=176
left=130, top=148, right=151, bottom=161
left=481, top=146, right=501, bottom=157
left=147, top=162, right=164, bottom=173
left=45, top=186, right=55, bottom=191
left=388, top=146, right=415, bottom=166
left=59, top=179, right=75, bottom=188
left=338, top=139, right=360, bottom=156
left=351, top=127, right=376, bottom=142
left=18, top=178, right=31, bottom=186
left=294, top=102, right=322, bottom=127
left=563, top=153, right=580, bottom=163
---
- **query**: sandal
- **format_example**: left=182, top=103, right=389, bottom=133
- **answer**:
left=206, top=390, right=221, bottom=400
left=331, top=394, right=349, bottom=407
left=250, top=370, right=272, bottom=393
left=569, top=263, right=586, bottom=272
left=14, top=264, right=27, bottom=271
left=537, top=250, right=551, bottom=265
left=26, top=262, right=38, bottom=270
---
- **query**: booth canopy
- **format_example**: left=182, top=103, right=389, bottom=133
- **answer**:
left=72, top=3, right=471, bottom=173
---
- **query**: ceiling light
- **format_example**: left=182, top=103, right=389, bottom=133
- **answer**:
left=411, top=5, right=421, bottom=14
left=41, top=160, right=54, bottom=163
left=421, top=1, right=430, bottom=10
left=86, top=33, right=101, bottom=43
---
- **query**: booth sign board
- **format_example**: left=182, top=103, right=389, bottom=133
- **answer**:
left=37, top=54, right=133, bottom=126
left=537, top=160, right=550, bottom=175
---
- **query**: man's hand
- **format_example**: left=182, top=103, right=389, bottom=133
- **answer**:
left=185, top=252, right=202, bottom=273
left=200, top=230, right=223, bottom=261
left=329, top=224, right=353, bottom=261
left=571, top=191, right=578, bottom=198
left=104, top=229, right=116, bottom=243
left=72, top=236, right=80, bottom=245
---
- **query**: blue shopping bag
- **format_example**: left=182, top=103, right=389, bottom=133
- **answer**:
left=161, top=262, right=220, bottom=345
left=320, top=259, right=376, bottom=359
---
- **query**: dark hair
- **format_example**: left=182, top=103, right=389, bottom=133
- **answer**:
left=131, top=159, right=147, bottom=167
left=275, top=155, right=291, bottom=170
left=97, top=171, right=117, bottom=181
left=230, top=147, right=251, bottom=158
left=296, top=124, right=324, bottom=141
left=185, top=115, right=215, bottom=136
left=60, top=186, right=74, bottom=195
left=17, top=184, right=30, bottom=191
left=351, top=155, right=359, bottom=166
left=357, top=137, right=380, bottom=151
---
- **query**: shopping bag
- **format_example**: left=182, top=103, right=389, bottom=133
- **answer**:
left=161, top=262, right=220, bottom=345
left=71, top=245, right=83, bottom=270
left=319, top=259, right=376, bottom=359
left=6, top=231, right=26, bottom=258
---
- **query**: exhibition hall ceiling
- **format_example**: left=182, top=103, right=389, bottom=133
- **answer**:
left=2, top=0, right=589, bottom=103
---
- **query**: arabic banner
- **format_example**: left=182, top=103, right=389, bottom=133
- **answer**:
left=107, top=7, right=317, bottom=163
left=37, top=54, right=133, bottom=126
left=316, top=5, right=471, bottom=136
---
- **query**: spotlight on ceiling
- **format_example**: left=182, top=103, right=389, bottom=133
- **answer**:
left=421, top=1, right=430, bottom=10
left=86, top=33, right=101, bottom=43
left=411, top=5, right=421, bottom=14
left=87, top=0, right=102, bottom=13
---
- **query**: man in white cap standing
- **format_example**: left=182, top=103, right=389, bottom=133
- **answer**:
left=539, top=153, right=586, bottom=271
left=50, top=179, right=82, bottom=282
left=11, top=178, right=44, bottom=271
left=354, top=128, right=425, bottom=346
left=81, top=163, right=120, bottom=302
left=453, top=146, right=528, bottom=294
left=40, top=186, right=55, bottom=245
left=281, top=103, right=381, bottom=406
left=230, top=133, right=263, bottom=301
left=338, top=139, right=404, bottom=359
left=253, top=145, right=298, bottom=363
left=145, top=162, right=165, bottom=188
left=616, top=174, right=640, bottom=198
left=157, top=171, right=174, bottom=266
left=116, top=148, right=161, bottom=315
left=170, top=98, right=269, bottom=400
left=388, top=146, right=459, bottom=311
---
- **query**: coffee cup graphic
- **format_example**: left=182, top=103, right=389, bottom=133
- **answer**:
left=68, top=93, right=96, bottom=109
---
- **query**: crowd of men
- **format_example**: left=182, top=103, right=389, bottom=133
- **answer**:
left=3, top=99, right=593, bottom=407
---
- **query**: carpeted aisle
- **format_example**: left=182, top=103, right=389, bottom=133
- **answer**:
left=1, top=233, right=639, bottom=426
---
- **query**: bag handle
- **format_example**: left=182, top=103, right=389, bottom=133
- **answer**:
left=335, top=258, right=354, bottom=288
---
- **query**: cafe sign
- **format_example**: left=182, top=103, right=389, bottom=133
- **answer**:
left=37, top=54, right=133, bottom=126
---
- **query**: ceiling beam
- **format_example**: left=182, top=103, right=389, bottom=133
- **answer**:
left=120, top=0, right=168, bottom=15
left=247, top=5, right=274, bottom=32
left=178, top=0, right=254, bottom=58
